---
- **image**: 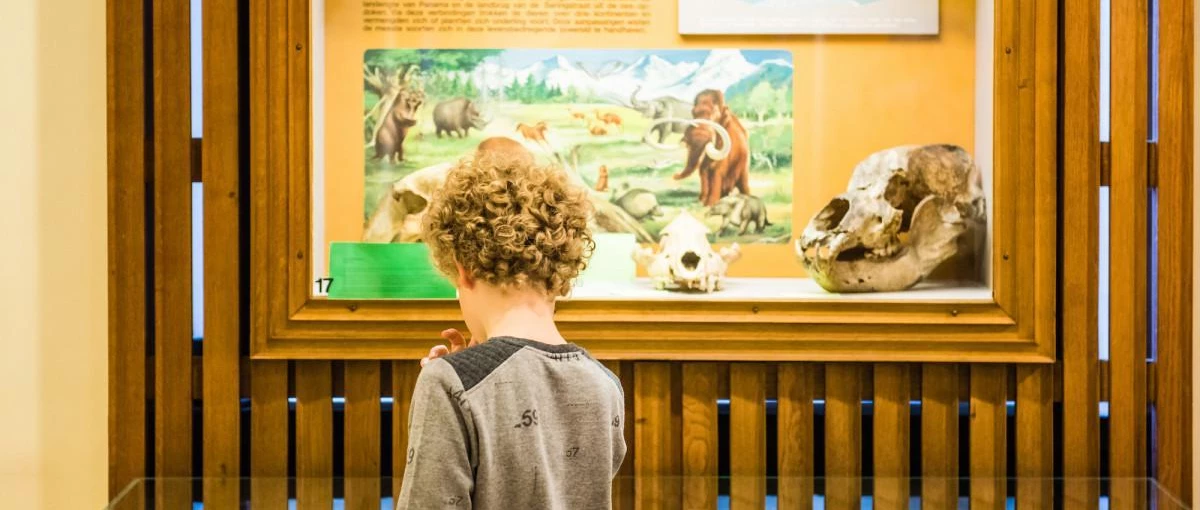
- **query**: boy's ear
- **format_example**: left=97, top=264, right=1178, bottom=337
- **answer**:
left=455, top=262, right=475, bottom=289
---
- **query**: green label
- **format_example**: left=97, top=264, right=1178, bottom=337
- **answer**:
left=328, top=242, right=457, bottom=299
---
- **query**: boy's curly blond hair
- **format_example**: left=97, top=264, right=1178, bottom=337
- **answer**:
left=421, top=152, right=594, bottom=297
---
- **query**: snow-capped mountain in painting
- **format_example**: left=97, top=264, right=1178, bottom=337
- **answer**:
left=458, top=49, right=791, bottom=105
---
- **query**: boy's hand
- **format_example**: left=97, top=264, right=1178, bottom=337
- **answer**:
left=420, top=328, right=471, bottom=367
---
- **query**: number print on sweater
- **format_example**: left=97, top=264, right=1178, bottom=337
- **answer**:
left=566, top=446, right=580, bottom=458
left=514, top=409, right=539, bottom=428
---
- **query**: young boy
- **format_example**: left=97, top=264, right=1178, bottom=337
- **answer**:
left=396, top=138, right=627, bottom=509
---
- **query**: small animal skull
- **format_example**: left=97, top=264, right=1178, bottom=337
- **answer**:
left=796, top=144, right=986, bottom=292
left=633, top=212, right=741, bottom=292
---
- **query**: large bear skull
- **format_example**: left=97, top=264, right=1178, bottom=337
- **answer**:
left=796, top=144, right=986, bottom=292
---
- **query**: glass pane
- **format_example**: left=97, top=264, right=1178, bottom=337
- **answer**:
left=310, top=1, right=994, bottom=302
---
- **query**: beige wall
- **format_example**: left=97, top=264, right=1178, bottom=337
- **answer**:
left=0, top=0, right=109, bottom=507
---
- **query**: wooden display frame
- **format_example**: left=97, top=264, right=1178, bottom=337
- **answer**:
left=250, top=0, right=1057, bottom=362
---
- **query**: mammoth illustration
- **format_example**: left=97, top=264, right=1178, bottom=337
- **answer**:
left=433, top=97, right=489, bottom=139
left=627, top=86, right=692, bottom=144
left=373, top=87, right=426, bottom=164
left=644, top=89, right=749, bottom=206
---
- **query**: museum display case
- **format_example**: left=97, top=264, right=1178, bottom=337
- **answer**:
left=250, top=0, right=1056, bottom=360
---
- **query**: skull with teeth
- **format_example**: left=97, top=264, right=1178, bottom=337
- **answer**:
left=633, top=211, right=741, bottom=292
left=796, top=144, right=986, bottom=293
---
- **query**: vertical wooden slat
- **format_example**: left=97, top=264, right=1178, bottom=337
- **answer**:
left=201, top=0, right=241, bottom=506
left=392, top=361, right=420, bottom=499
left=1016, top=365, right=1053, bottom=508
left=921, top=364, right=958, bottom=508
left=969, top=365, right=1007, bottom=510
left=106, top=0, right=147, bottom=498
left=250, top=360, right=288, bottom=509
left=345, top=361, right=381, bottom=509
left=730, top=364, right=766, bottom=509
left=152, top=0, right=192, bottom=506
left=296, top=361, right=333, bottom=509
left=825, top=364, right=861, bottom=509
left=603, top=361, right=636, bottom=510
left=778, top=363, right=815, bottom=510
left=1155, top=0, right=1195, bottom=499
left=634, top=362, right=680, bottom=510
left=680, top=363, right=718, bottom=509
left=1062, top=0, right=1102, bottom=496
left=1109, top=0, right=1150, bottom=486
left=873, top=363, right=910, bottom=510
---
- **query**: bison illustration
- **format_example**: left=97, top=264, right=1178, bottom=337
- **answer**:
left=432, top=97, right=489, bottom=139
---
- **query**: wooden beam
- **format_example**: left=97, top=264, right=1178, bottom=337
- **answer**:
left=970, top=365, right=1007, bottom=510
left=1061, top=0, right=1102, bottom=493
left=296, top=361, right=333, bottom=509
left=1016, top=365, right=1054, bottom=508
left=392, top=361, right=420, bottom=499
left=152, top=0, right=193, bottom=507
left=777, top=363, right=816, bottom=510
left=872, top=363, right=910, bottom=510
left=681, top=363, right=719, bottom=509
left=201, top=0, right=241, bottom=508
left=1154, top=0, right=1195, bottom=500
left=730, top=364, right=766, bottom=509
left=106, top=0, right=147, bottom=497
left=921, top=364, right=959, bottom=507
left=250, top=360, right=288, bottom=508
left=1108, top=0, right=1150, bottom=480
left=634, top=363, right=680, bottom=509
left=345, top=361, right=381, bottom=509
left=825, top=364, right=862, bottom=508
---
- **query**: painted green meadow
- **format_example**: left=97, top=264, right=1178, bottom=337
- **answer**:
left=363, top=49, right=794, bottom=244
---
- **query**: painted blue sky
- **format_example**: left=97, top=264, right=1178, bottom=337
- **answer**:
left=492, top=49, right=793, bottom=69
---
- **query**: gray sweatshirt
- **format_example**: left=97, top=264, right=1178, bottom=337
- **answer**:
left=396, top=337, right=627, bottom=509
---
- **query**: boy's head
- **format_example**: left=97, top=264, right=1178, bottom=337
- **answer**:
left=422, top=137, right=594, bottom=324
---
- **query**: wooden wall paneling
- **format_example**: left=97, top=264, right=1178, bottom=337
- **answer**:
left=680, top=363, right=718, bottom=509
left=777, top=363, right=815, bottom=510
left=824, top=364, right=862, bottom=509
left=250, top=360, right=289, bottom=509
left=1061, top=0, right=1102, bottom=496
left=392, top=361, right=420, bottom=498
left=603, top=361, right=636, bottom=510
left=873, top=363, right=910, bottom=510
left=201, top=0, right=241, bottom=506
left=1109, top=0, right=1150, bottom=489
left=106, top=0, right=147, bottom=497
left=921, top=364, right=959, bottom=508
left=152, top=0, right=193, bottom=505
left=730, top=364, right=766, bottom=509
left=296, top=361, right=334, bottom=509
left=345, top=361, right=382, bottom=509
left=969, top=365, right=1007, bottom=510
left=634, top=362, right=680, bottom=509
left=1015, top=365, right=1053, bottom=508
left=1155, top=0, right=1195, bottom=500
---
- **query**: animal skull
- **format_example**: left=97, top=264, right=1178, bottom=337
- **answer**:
left=362, top=162, right=454, bottom=243
left=633, top=212, right=741, bottom=292
left=796, top=144, right=986, bottom=293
